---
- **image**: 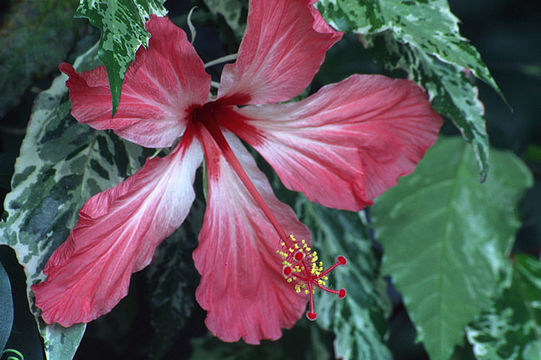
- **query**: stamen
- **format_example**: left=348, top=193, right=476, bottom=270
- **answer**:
left=279, top=235, right=347, bottom=320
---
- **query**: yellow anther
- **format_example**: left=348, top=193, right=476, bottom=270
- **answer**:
left=287, top=278, right=292, bottom=283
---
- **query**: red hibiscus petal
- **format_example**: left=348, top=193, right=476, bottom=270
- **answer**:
left=217, top=0, right=342, bottom=105
left=230, top=75, right=443, bottom=211
left=60, top=16, right=210, bottom=148
left=193, top=129, right=309, bottom=344
left=32, top=134, right=203, bottom=326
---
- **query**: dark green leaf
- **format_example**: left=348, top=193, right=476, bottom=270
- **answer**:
left=75, top=0, right=167, bottom=116
left=146, top=198, right=204, bottom=359
left=372, top=137, right=533, bottom=360
left=0, top=153, right=16, bottom=190
left=0, top=44, right=146, bottom=360
left=188, top=324, right=332, bottom=360
left=201, top=0, right=247, bottom=40
left=0, top=0, right=80, bottom=117
left=466, top=254, right=541, bottom=360
left=296, top=198, right=392, bottom=360
left=0, top=261, right=13, bottom=353
left=316, top=0, right=504, bottom=180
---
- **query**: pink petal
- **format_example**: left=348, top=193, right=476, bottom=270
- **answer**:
left=193, top=129, right=309, bottom=344
left=229, top=75, right=443, bottom=211
left=32, top=134, right=203, bottom=327
left=217, top=0, right=342, bottom=105
left=60, top=16, right=210, bottom=148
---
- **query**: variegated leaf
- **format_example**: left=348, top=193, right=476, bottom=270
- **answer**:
left=0, top=44, right=146, bottom=360
left=146, top=198, right=203, bottom=359
left=297, top=198, right=392, bottom=360
left=75, top=0, right=167, bottom=116
left=316, top=0, right=503, bottom=180
left=466, top=254, right=541, bottom=360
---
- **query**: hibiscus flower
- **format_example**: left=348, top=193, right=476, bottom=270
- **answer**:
left=32, top=0, right=442, bottom=344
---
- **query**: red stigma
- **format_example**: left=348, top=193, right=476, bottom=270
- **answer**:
left=294, top=251, right=304, bottom=261
left=283, top=266, right=292, bottom=276
left=307, top=312, right=317, bottom=321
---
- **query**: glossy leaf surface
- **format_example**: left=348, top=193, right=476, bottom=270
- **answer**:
left=372, top=137, right=533, bottom=360
left=466, top=254, right=541, bottom=360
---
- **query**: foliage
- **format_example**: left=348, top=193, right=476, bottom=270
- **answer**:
left=372, top=137, right=533, bottom=360
left=201, top=0, right=247, bottom=40
left=297, top=200, right=392, bottom=360
left=0, top=261, right=13, bottom=354
left=0, top=0, right=81, bottom=117
left=317, top=0, right=504, bottom=180
left=145, top=198, right=203, bottom=359
left=0, top=44, right=146, bottom=360
left=74, top=0, right=167, bottom=116
left=466, top=254, right=541, bottom=360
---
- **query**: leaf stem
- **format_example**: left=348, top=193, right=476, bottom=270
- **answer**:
left=204, top=54, right=238, bottom=68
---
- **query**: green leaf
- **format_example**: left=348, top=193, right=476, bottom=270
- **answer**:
left=316, top=0, right=503, bottom=180
left=201, top=0, right=247, bottom=40
left=372, top=137, right=533, bottom=360
left=0, top=261, right=13, bottom=353
left=188, top=324, right=332, bottom=360
left=370, top=33, right=490, bottom=181
left=0, top=0, right=80, bottom=117
left=75, top=0, right=167, bottom=116
left=296, top=198, right=392, bottom=360
left=466, top=254, right=541, bottom=360
left=146, top=198, right=203, bottom=359
left=0, top=44, right=146, bottom=360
